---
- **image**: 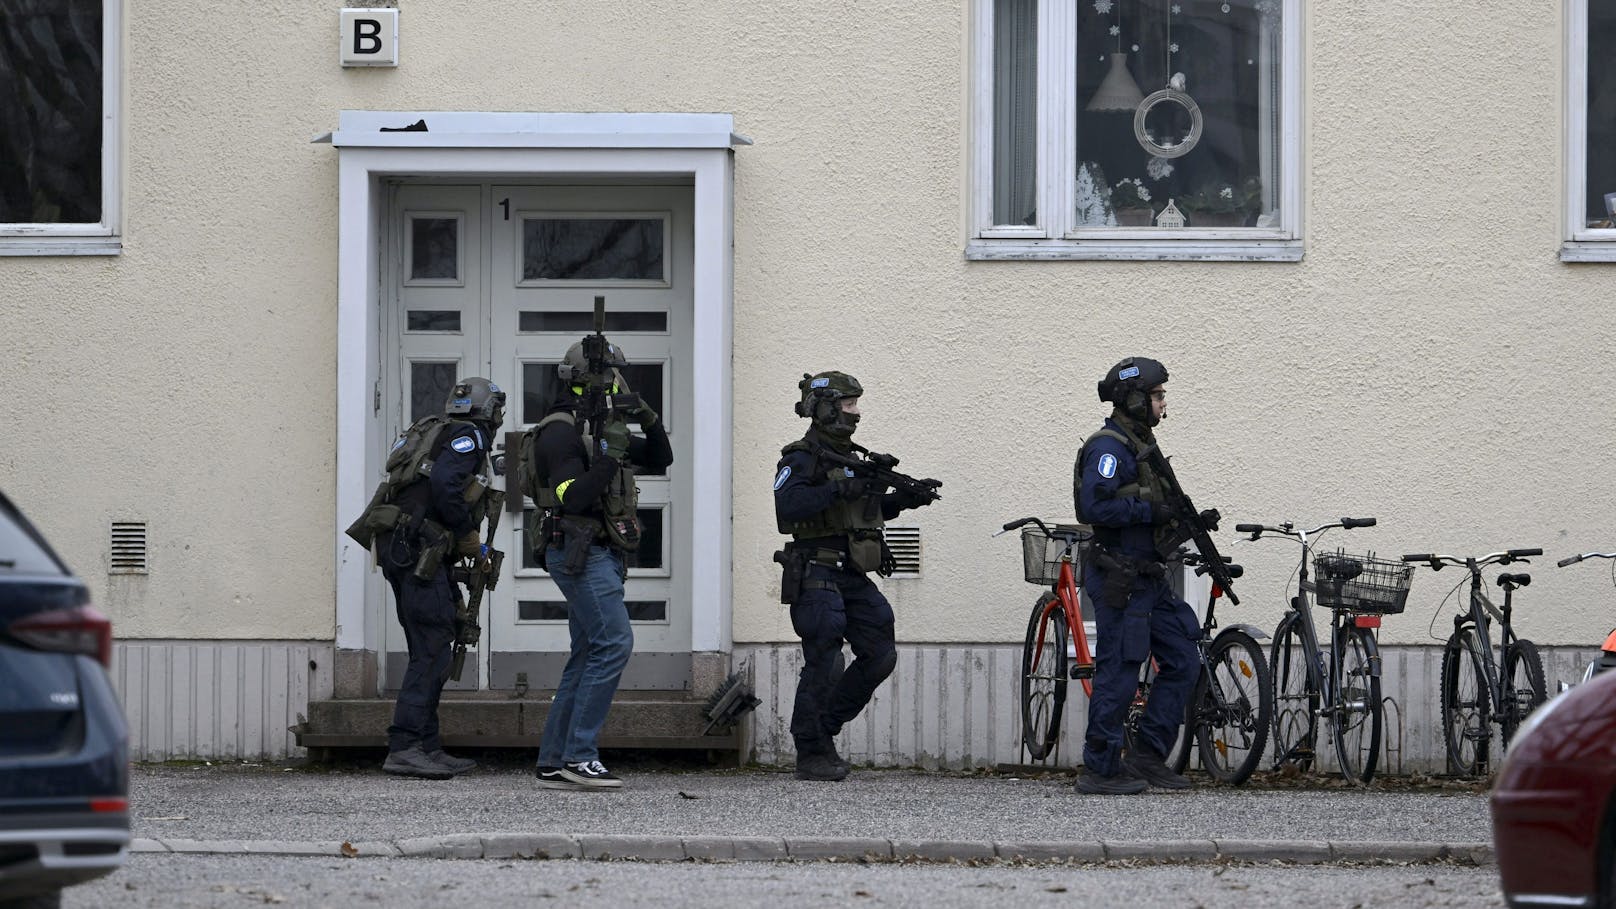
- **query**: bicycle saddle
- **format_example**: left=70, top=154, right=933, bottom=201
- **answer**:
left=1315, top=554, right=1364, bottom=581
left=1497, top=572, right=1531, bottom=588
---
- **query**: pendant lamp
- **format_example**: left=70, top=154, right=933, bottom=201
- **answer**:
left=1087, top=52, right=1146, bottom=111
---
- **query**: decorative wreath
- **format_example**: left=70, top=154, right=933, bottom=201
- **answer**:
left=1133, top=88, right=1203, bottom=158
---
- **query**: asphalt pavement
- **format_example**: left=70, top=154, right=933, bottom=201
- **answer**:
left=126, top=754, right=1495, bottom=866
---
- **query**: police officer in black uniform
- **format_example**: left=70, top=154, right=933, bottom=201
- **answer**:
left=1074, top=358, right=1202, bottom=794
left=372, top=378, right=505, bottom=780
left=773, top=372, right=933, bottom=781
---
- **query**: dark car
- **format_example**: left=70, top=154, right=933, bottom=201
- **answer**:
left=1491, top=667, right=1616, bottom=908
left=0, top=492, right=129, bottom=909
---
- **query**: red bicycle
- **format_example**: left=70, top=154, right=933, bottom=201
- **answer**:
left=997, top=517, right=1094, bottom=760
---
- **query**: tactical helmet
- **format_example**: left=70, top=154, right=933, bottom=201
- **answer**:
left=796, top=371, right=863, bottom=439
left=446, top=377, right=506, bottom=431
left=1097, top=357, right=1169, bottom=426
left=557, top=338, right=629, bottom=386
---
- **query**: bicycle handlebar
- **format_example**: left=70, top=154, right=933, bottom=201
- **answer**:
left=1402, top=549, right=1542, bottom=571
left=1558, top=551, right=1616, bottom=567
left=1234, top=517, right=1375, bottom=539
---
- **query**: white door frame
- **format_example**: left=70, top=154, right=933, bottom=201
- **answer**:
left=325, top=112, right=745, bottom=691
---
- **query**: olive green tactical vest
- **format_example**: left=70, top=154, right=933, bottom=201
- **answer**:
left=521, top=411, right=641, bottom=552
left=1073, top=425, right=1168, bottom=524
left=345, top=416, right=490, bottom=547
left=775, top=440, right=886, bottom=574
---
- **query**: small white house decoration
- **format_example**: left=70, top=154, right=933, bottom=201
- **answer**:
left=1155, top=198, right=1186, bottom=228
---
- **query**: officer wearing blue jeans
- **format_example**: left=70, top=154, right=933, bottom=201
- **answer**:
left=525, top=338, right=672, bottom=790
left=1075, top=358, right=1201, bottom=795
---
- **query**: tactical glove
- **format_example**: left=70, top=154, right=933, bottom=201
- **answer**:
left=896, top=487, right=934, bottom=509
left=455, top=529, right=482, bottom=557
left=600, top=416, right=632, bottom=462
left=1150, top=502, right=1176, bottom=525
left=631, top=401, right=660, bottom=429
left=833, top=476, right=874, bottom=500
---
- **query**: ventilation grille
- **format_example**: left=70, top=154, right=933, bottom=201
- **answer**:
left=110, top=522, right=148, bottom=574
left=885, top=525, right=922, bottom=577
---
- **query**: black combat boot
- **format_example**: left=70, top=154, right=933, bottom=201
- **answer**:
left=795, top=747, right=850, bottom=782
left=1122, top=744, right=1193, bottom=790
left=1075, top=769, right=1148, bottom=795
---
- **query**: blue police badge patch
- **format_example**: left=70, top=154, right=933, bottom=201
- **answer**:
left=811, top=377, right=830, bottom=388
left=391, top=436, right=407, bottom=451
left=1119, top=365, right=1139, bottom=380
left=1097, top=453, right=1118, bottom=479
left=451, top=436, right=476, bottom=454
left=844, top=467, right=855, bottom=477
left=773, top=466, right=792, bottom=490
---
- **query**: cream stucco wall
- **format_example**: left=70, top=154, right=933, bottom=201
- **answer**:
left=3, top=1, right=1614, bottom=651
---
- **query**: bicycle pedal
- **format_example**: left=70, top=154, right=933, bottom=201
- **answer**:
left=1070, top=664, right=1095, bottom=680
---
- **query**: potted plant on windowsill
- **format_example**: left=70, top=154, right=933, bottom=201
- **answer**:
left=1110, top=178, right=1156, bottom=226
left=1177, top=178, right=1262, bottom=228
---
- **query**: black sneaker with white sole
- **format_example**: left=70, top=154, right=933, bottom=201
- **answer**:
left=559, top=760, right=624, bottom=789
left=535, top=766, right=583, bottom=790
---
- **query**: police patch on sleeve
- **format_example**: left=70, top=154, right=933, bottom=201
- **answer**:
left=773, top=466, right=792, bottom=490
left=1097, top=453, right=1118, bottom=479
left=451, top=436, right=476, bottom=454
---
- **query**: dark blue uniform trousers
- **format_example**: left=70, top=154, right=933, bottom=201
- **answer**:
left=789, top=565, right=898, bottom=754
left=383, top=566, right=457, bottom=754
left=1081, top=568, right=1200, bottom=777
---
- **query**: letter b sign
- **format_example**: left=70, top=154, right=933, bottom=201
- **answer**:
left=340, top=8, right=399, bottom=67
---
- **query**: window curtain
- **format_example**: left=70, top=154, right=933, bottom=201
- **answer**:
left=0, top=0, right=103, bottom=224
left=993, top=0, right=1038, bottom=226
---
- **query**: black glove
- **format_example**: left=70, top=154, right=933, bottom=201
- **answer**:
left=1150, top=501, right=1176, bottom=524
left=895, top=487, right=934, bottom=509
left=1197, top=508, right=1222, bottom=531
left=833, top=476, right=874, bottom=500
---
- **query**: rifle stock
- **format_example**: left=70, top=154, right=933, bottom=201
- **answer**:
left=1140, top=447, right=1238, bottom=605
left=450, top=490, right=506, bottom=681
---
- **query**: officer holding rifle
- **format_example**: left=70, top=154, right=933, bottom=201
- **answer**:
left=772, top=371, right=941, bottom=781
left=1074, top=357, right=1232, bottom=795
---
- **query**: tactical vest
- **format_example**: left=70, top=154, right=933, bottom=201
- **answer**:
left=1072, top=425, right=1167, bottom=525
left=775, top=439, right=886, bottom=573
left=521, top=412, right=641, bottom=553
left=344, top=416, right=491, bottom=548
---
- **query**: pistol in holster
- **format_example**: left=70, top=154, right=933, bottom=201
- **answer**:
left=411, top=519, right=452, bottom=581
left=1091, top=545, right=1163, bottom=611
left=773, top=548, right=807, bottom=605
left=557, top=515, right=598, bottom=574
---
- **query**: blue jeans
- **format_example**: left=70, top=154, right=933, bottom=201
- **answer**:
left=538, top=544, right=633, bottom=766
left=1081, top=569, right=1200, bottom=777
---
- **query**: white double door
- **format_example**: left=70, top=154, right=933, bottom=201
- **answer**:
left=381, top=181, right=694, bottom=691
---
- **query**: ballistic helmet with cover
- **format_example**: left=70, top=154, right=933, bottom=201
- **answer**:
left=558, top=337, right=629, bottom=388
left=796, top=371, right=862, bottom=442
left=446, top=377, right=506, bottom=431
left=1097, top=357, right=1168, bottom=427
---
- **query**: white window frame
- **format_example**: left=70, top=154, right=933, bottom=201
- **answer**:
left=968, top=0, right=1303, bottom=262
left=0, top=0, right=122, bottom=256
left=1563, top=0, right=1616, bottom=261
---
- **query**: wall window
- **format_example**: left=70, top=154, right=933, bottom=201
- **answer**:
left=971, top=0, right=1300, bottom=260
left=1566, top=0, right=1616, bottom=259
left=0, top=0, right=120, bottom=255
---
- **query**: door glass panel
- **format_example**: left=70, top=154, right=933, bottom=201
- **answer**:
left=518, top=600, right=667, bottom=622
left=409, top=216, right=460, bottom=280
left=521, top=507, right=665, bottom=571
left=518, top=311, right=668, bottom=333
left=407, top=310, right=461, bottom=332
left=521, top=361, right=665, bottom=432
left=521, top=218, right=665, bottom=280
left=411, top=361, right=458, bottom=424
left=1588, top=1, right=1616, bottom=228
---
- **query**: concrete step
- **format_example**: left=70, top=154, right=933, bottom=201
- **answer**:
left=293, top=697, right=741, bottom=752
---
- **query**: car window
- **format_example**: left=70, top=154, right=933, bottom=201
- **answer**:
left=0, top=502, right=69, bottom=576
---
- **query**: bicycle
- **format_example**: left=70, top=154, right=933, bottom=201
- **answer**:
left=1402, top=547, right=1547, bottom=774
left=999, top=517, right=1273, bottom=783
left=997, top=517, right=1094, bottom=761
left=1126, top=550, right=1274, bottom=784
left=1236, top=516, right=1403, bottom=785
left=1557, top=549, right=1616, bottom=684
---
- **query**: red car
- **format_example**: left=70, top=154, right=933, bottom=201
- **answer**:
left=1491, top=668, right=1616, bottom=908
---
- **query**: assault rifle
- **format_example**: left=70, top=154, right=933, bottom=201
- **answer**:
left=449, top=489, right=505, bottom=681
left=1137, top=446, right=1238, bottom=605
left=815, top=441, right=943, bottom=505
left=574, top=295, right=641, bottom=435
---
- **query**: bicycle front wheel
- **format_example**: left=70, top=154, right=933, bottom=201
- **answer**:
left=1501, top=638, right=1548, bottom=748
left=1194, top=629, right=1273, bottom=785
left=1270, top=612, right=1319, bottom=771
left=1021, top=593, right=1070, bottom=761
left=1441, top=624, right=1491, bottom=775
left=1332, top=624, right=1383, bottom=785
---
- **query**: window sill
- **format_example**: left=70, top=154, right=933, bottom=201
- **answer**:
left=1559, top=241, right=1616, bottom=263
left=965, top=239, right=1303, bottom=262
left=0, top=236, right=122, bottom=257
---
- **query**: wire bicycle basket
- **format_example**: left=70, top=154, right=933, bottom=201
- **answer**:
left=1020, top=524, right=1090, bottom=586
left=1313, top=549, right=1414, bottom=615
